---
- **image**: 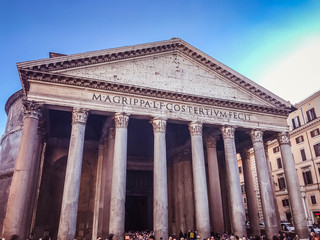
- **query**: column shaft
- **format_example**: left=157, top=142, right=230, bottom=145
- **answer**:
left=57, top=108, right=88, bottom=240
left=173, top=161, right=186, bottom=234
left=93, top=123, right=115, bottom=239
left=2, top=101, right=42, bottom=240
left=101, top=127, right=115, bottom=236
left=189, top=122, right=210, bottom=239
left=278, top=132, right=308, bottom=239
left=109, top=113, right=129, bottom=240
left=152, top=118, right=168, bottom=239
left=251, top=130, right=278, bottom=239
left=205, top=135, right=224, bottom=234
left=221, top=126, right=246, bottom=237
left=240, top=149, right=260, bottom=236
left=183, top=160, right=195, bottom=231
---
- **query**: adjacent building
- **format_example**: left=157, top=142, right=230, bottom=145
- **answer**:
left=238, top=90, right=320, bottom=227
left=268, top=90, right=320, bottom=225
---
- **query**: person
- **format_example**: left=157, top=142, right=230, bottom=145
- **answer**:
left=148, top=235, right=155, bottom=240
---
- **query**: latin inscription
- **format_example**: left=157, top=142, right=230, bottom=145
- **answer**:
left=92, top=93, right=252, bottom=121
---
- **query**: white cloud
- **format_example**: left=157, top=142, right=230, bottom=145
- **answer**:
left=256, top=36, right=320, bottom=104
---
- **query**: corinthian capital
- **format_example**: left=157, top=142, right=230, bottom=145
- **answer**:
left=114, top=113, right=129, bottom=128
left=22, top=99, right=43, bottom=120
left=205, top=134, right=217, bottom=149
left=72, top=108, right=89, bottom=125
left=151, top=118, right=166, bottom=133
left=189, top=121, right=202, bottom=136
left=277, top=132, right=290, bottom=145
left=221, top=126, right=235, bottom=139
left=250, top=129, right=263, bottom=143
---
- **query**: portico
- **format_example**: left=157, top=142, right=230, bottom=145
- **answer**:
left=0, top=39, right=309, bottom=240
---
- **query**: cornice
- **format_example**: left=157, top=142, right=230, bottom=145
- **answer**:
left=20, top=69, right=290, bottom=116
left=17, top=39, right=291, bottom=112
left=294, top=89, right=320, bottom=108
left=289, top=117, right=320, bottom=136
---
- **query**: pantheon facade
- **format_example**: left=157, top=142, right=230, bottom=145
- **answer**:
left=0, top=39, right=309, bottom=240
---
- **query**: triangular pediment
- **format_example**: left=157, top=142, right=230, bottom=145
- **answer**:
left=17, top=38, right=292, bottom=114
left=56, top=53, right=270, bottom=107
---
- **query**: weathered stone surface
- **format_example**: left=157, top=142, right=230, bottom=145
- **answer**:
left=152, top=118, right=168, bottom=240
left=251, top=130, right=278, bottom=239
left=278, top=132, right=309, bottom=240
left=59, top=54, right=268, bottom=106
left=221, top=126, right=247, bottom=237
left=189, top=122, right=210, bottom=239
left=57, top=108, right=88, bottom=240
left=109, top=113, right=129, bottom=240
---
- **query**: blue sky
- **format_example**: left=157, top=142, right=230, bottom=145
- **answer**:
left=1, top=0, right=320, bottom=136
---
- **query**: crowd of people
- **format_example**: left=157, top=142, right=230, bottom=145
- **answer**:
left=5, top=228, right=318, bottom=240
left=96, top=230, right=301, bottom=240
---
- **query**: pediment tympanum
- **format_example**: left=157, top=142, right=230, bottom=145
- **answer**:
left=56, top=53, right=269, bottom=107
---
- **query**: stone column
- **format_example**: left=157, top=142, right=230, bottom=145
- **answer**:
left=250, top=130, right=278, bottom=239
left=151, top=118, right=168, bottom=240
left=240, top=149, right=260, bottom=236
left=205, top=134, right=224, bottom=234
left=189, top=121, right=210, bottom=239
left=101, top=127, right=115, bottom=237
left=93, top=122, right=115, bottom=239
left=264, top=142, right=281, bottom=229
left=182, top=159, right=195, bottom=231
left=2, top=100, right=42, bottom=240
left=278, top=132, right=309, bottom=239
left=57, top=108, right=89, bottom=240
left=109, top=113, right=129, bottom=240
left=173, top=160, right=186, bottom=234
left=221, top=126, right=246, bottom=237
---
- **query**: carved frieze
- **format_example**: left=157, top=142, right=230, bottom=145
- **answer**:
left=221, top=126, right=235, bottom=139
left=72, top=108, right=89, bottom=125
left=151, top=118, right=167, bottom=133
left=188, top=121, right=203, bottom=136
left=114, top=113, right=129, bottom=128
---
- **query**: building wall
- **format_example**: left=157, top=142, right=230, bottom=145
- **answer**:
left=267, top=90, right=320, bottom=224
left=0, top=90, right=24, bottom=231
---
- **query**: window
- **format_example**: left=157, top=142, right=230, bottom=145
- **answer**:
left=302, top=170, right=314, bottom=185
left=314, top=143, right=320, bottom=157
left=239, top=166, right=242, bottom=174
left=278, top=177, right=286, bottom=190
left=311, top=195, right=317, bottom=205
left=282, top=199, right=290, bottom=207
left=296, top=135, right=304, bottom=144
left=300, top=149, right=307, bottom=161
left=311, top=129, right=320, bottom=138
left=273, top=146, right=280, bottom=153
left=292, top=116, right=301, bottom=129
left=306, top=108, right=316, bottom=122
left=277, top=158, right=283, bottom=169
left=241, top=184, right=245, bottom=193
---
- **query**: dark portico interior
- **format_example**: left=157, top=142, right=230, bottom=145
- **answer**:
left=32, top=109, right=277, bottom=239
